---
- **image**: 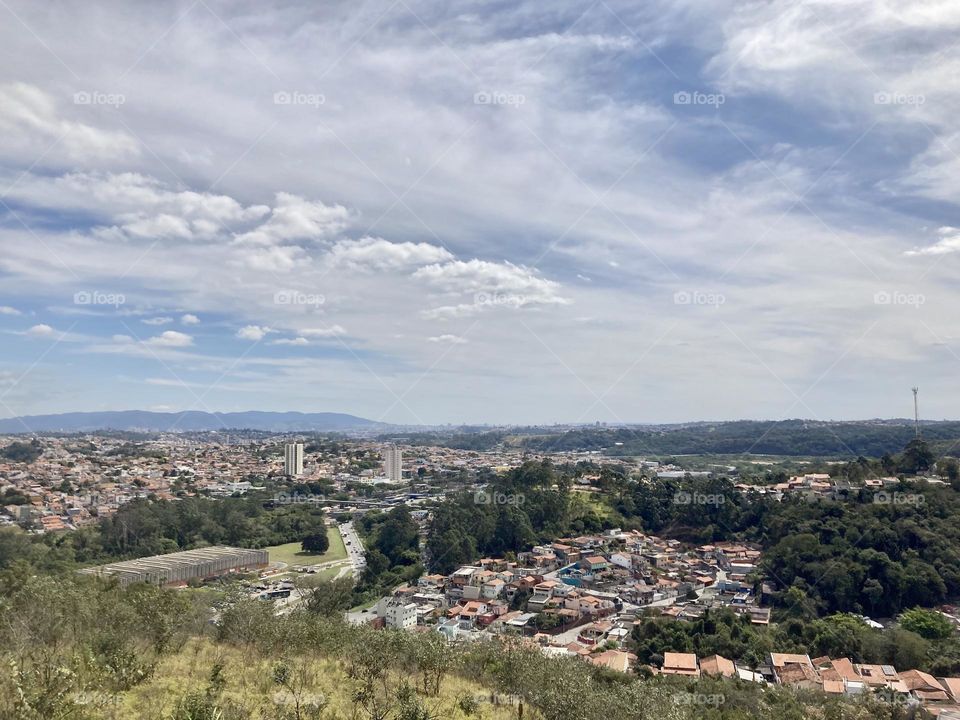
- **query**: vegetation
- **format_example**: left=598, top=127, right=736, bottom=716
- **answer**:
left=629, top=606, right=960, bottom=676
left=0, top=495, right=330, bottom=573
left=267, top=529, right=345, bottom=567
left=0, top=574, right=900, bottom=720
left=518, top=420, right=960, bottom=457
left=301, top=531, right=331, bottom=555
left=353, top=507, right=423, bottom=604
left=1, top=438, right=44, bottom=463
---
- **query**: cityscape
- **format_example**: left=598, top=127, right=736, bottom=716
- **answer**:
left=3, top=1, right=960, bottom=719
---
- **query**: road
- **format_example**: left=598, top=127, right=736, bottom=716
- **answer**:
left=274, top=523, right=362, bottom=615
left=338, top=519, right=366, bottom=576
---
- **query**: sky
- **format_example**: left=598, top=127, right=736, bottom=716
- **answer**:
left=0, top=0, right=959, bottom=426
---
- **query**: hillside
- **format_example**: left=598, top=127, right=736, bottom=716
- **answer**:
left=0, top=575, right=891, bottom=720
left=395, top=420, right=960, bottom=457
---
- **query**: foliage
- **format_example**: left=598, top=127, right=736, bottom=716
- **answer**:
left=301, top=532, right=330, bottom=554
left=1, top=439, right=43, bottom=463
left=898, top=607, right=954, bottom=640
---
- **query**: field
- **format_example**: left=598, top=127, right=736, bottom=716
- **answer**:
left=265, top=526, right=346, bottom=567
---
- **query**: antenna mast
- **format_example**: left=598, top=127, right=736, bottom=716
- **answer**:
left=912, top=387, right=920, bottom=437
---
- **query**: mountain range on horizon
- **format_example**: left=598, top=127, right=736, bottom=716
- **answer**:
left=0, top=410, right=388, bottom=434
left=0, top=410, right=949, bottom=436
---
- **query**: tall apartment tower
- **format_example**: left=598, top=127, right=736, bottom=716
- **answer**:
left=284, top=443, right=304, bottom=476
left=383, top=444, right=402, bottom=482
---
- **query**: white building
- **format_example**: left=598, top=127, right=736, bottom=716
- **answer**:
left=378, top=598, right=417, bottom=629
left=284, top=443, right=304, bottom=476
left=382, top=444, right=402, bottom=482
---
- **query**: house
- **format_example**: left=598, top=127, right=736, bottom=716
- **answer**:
left=576, top=621, right=612, bottom=646
left=855, top=664, right=906, bottom=693
left=700, top=655, right=736, bottom=679
left=582, top=555, right=610, bottom=572
left=770, top=654, right=819, bottom=689
left=528, top=581, right=560, bottom=611
left=482, top=578, right=505, bottom=599
left=900, top=669, right=950, bottom=702
left=662, top=652, right=700, bottom=677
left=813, top=657, right=865, bottom=695
left=590, top=650, right=637, bottom=673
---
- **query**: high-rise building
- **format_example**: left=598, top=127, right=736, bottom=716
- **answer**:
left=284, top=443, right=304, bottom=476
left=383, top=444, right=402, bottom=482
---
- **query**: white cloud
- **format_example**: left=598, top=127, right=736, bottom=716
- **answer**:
left=414, top=259, right=570, bottom=315
left=142, top=316, right=173, bottom=325
left=181, top=314, right=200, bottom=325
left=905, top=227, right=960, bottom=257
left=428, top=334, right=468, bottom=344
left=0, top=83, right=138, bottom=163
left=236, top=325, right=271, bottom=341
left=0, top=306, right=20, bottom=315
left=300, top=325, right=346, bottom=338
left=146, top=330, right=193, bottom=347
left=327, top=237, right=453, bottom=271
left=271, top=336, right=310, bottom=346
left=234, top=193, right=348, bottom=246
left=26, top=323, right=55, bottom=337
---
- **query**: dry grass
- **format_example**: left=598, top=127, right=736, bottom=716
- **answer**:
left=106, top=638, right=526, bottom=720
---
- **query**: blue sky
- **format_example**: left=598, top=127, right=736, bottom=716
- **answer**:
left=1, top=0, right=959, bottom=425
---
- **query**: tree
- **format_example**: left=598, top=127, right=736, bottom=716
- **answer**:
left=942, top=457, right=960, bottom=484
left=899, top=607, right=954, bottom=640
left=899, top=439, right=934, bottom=474
left=302, top=531, right=330, bottom=554
left=306, top=577, right=355, bottom=617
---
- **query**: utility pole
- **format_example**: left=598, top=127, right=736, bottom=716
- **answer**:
left=912, top=387, right=920, bottom=438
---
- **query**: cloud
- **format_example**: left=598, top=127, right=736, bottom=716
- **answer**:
left=234, top=193, right=349, bottom=246
left=299, top=325, right=346, bottom=338
left=271, top=337, right=310, bottom=346
left=327, top=237, right=453, bottom=271
left=0, top=82, right=138, bottom=163
left=236, top=325, right=271, bottom=341
left=146, top=330, right=193, bottom=347
left=905, top=227, right=960, bottom=257
left=26, top=324, right=55, bottom=337
left=181, top=314, right=200, bottom=325
left=414, top=259, right=570, bottom=316
left=0, top=306, right=21, bottom=315
left=428, top=334, right=468, bottom=344
left=142, top=316, right=173, bottom=325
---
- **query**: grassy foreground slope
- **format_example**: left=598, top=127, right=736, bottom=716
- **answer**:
left=121, top=639, right=518, bottom=720
left=0, top=574, right=901, bottom=720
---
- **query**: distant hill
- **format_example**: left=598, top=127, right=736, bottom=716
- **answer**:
left=0, top=410, right=386, bottom=434
left=519, top=419, right=960, bottom=457
left=396, top=419, right=960, bottom=457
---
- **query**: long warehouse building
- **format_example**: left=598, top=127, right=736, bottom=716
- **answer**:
left=79, top=546, right=269, bottom=588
